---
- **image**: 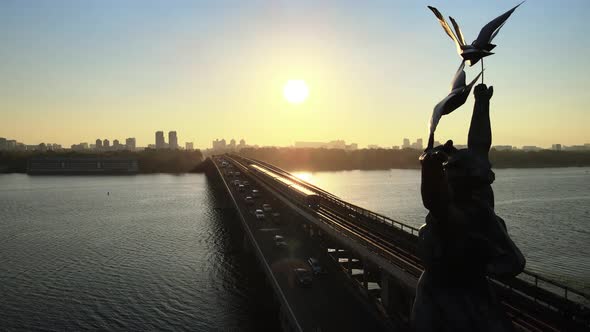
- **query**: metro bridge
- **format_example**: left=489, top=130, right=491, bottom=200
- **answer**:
left=206, top=154, right=589, bottom=332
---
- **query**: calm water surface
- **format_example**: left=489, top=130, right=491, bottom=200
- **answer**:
left=0, top=174, right=279, bottom=331
left=294, top=167, right=590, bottom=294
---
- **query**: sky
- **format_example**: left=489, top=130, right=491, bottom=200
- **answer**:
left=1, top=0, right=589, bottom=149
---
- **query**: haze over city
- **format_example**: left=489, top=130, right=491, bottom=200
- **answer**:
left=1, top=0, right=588, bottom=147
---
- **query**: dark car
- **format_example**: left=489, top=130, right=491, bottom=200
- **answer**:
left=307, top=257, right=326, bottom=275
left=293, top=268, right=313, bottom=287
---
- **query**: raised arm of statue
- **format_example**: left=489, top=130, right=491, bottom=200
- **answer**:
left=468, top=84, right=493, bottom=159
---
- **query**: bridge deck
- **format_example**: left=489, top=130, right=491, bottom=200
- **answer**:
left=212, top=157, right=394, bottom=331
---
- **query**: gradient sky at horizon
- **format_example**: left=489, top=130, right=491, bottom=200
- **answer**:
left=1, top=0, right=589, bottom=148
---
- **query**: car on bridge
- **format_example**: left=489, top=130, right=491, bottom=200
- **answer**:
left=251, top=189, right=261, bottom=198
left=262, top=203, right=272, bottom=212
left=307, top=257, right=326, bottom=275
left=238, top=184, right=245, bottom=192
left=244, top=196, right=254, bottom=205
left=293, top=268, right=313, bottom=287
left=255, top=209, right=265, bottom=219
left=274, top=235, right=287, bottom=248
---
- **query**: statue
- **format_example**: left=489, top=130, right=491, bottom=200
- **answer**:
left=413, top=4, right=526, bottom=331
left=412, top=84, right=526, bottom=331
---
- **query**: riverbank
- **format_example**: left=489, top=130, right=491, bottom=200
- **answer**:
left=0, top=150, right=204, bottom=174
left=236, top=147, right=590, bottom=172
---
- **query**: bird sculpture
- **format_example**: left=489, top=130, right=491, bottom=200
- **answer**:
left=427, top=2, right=524, bottom=68
left=428, top=61, right=482, bottom=149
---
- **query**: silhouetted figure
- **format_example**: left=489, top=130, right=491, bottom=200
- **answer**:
left=412, top=84, right=525, bottom=332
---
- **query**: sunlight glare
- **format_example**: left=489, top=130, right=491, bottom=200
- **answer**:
left=283, top=80, right=309, bottom=104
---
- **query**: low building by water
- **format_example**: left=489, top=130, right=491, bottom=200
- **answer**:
left=27, top=157, right=138, bottom=175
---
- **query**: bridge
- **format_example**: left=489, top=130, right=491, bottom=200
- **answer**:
left=206, top=154, right=590, bottom=331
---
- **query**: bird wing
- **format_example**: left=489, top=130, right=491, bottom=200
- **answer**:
left=449, top=16, right=466, bottom=46
left=490, top=21, right=507, bottom=43
left=451, top=61, right=466, bottom=92
left=473, top=1, right=524, bottom=46
left=427, top=6, right=463, bottom=54
left=430, top=94, right=454, bottom=135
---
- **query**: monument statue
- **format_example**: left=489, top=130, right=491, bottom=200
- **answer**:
left=413, top=3, right=526, bottom=331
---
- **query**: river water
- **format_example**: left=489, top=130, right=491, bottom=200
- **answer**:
left=0, top=174, right=279, bottom=331
left=0, top=168, right=588, bottom=330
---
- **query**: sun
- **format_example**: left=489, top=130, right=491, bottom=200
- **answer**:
left=283, top=80, right=309, bottom=104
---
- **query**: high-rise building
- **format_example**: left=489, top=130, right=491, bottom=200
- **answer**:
left=552, top=144, right=562, bottom=151
left=185, top=142, right=194, bottom=151
left=113, top=139, right=121, bottom=149
left=416, top=138, right=423, bottom=150
left=0, top=137, right=6, bottom=150
left=103, top=139, right=110, bottom=148
left=155, top=131, right=165, bottom=149
left=126, top=138, right=136, bottom=150
left=212, top=138, right=227, bottom=150
left=402, top=138, right=410, bottom=149
left=95, top=139, right=103, bottom=149
left=229, top=138, right=236, bottom=149
left=168, top=131, right=178, bottom=149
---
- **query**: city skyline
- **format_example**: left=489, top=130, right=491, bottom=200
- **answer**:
left=2, top=132, right=588, bottom=152
left=1, top=1, right=589, bottom=148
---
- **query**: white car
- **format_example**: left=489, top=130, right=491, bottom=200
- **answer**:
left=255, top=209, right=265, bottom=219
left=252, top=189, right=260, bottom=198
left=274, top=235, right=287, bottom=248
left=244, top=196, right=254, bottom=205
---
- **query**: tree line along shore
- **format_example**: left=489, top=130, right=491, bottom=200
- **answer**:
left=1, top=148, right=589, bottom=174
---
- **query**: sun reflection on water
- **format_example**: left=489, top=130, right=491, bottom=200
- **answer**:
left=293, top=172, right=314, bottom=184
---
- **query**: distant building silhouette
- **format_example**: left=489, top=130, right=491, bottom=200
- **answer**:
left=294, top=140, right=357, bottom=150
left=185, top=142, right=194, bottom=151
left=96, top=139, right=103, bottom=149
left=168, top=131, right=178, bottom=150
left=402, top=138, right=410, bottom=149
left=113, top=139, right=121, bottom=150
left=522, top=146, right=543, bottom=152
left=238, top=139, right=246, bottom=149
left=493, top=145, right=513, bottom=151
left=126, top=137, right=136, bottom=151
left=229, top=138, right=236, bottom=149
left=212, top=138, right=227, bottom=150
left=155, top=131, right=165, bottom=149
left=103, top=139, right=110, bottom=148
left=552, top=144, right=562, bottom=151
